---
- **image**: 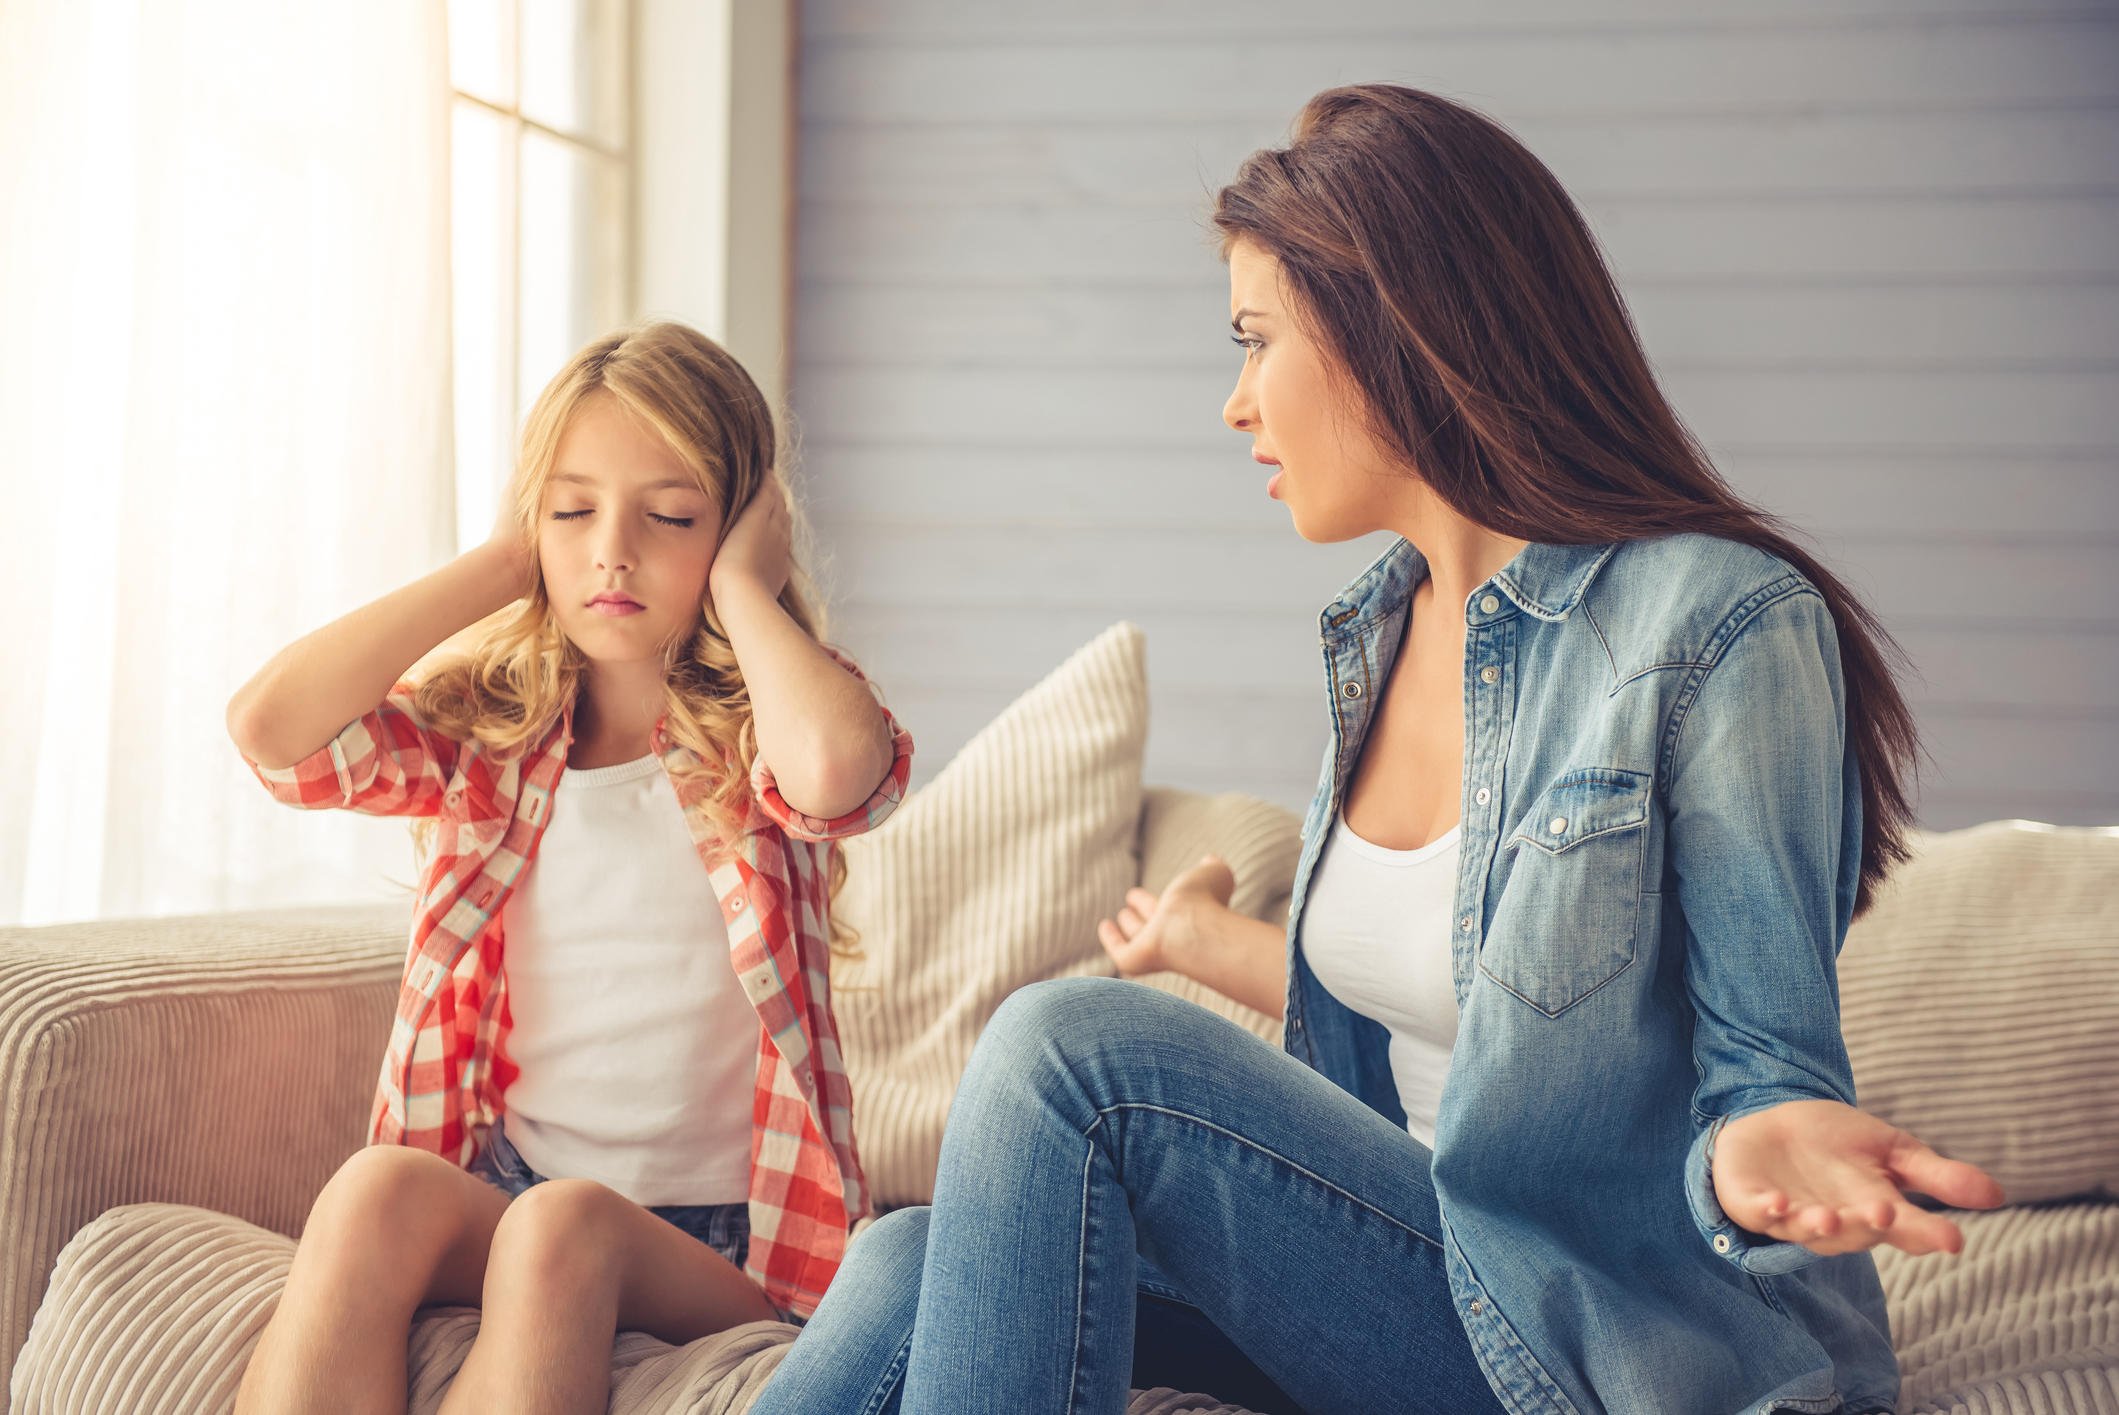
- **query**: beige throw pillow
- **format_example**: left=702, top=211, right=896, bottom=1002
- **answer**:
left=831, top=623, right=1149, bottom=1210
left=1838, top=820, right=2119, bottom=1205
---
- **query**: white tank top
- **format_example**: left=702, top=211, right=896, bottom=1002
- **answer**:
left=498, top=753, right=757, bottom=1206
left=1300, top=813, right=1462, bottom=1150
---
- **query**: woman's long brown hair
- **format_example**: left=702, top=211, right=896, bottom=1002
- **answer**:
left=1214, top=84, right=1920, bottom=916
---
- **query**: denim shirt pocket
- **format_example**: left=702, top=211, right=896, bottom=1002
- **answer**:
left=1481, top=767, right=1653, bottom=1018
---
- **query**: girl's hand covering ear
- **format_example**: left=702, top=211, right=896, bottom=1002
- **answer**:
left=710, top=481, right=793, bottom=604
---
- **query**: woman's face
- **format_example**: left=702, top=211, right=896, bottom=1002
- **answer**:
left=1222, top=241, right=1406, bottom=543
left=536, top=391, right=722, bottom=665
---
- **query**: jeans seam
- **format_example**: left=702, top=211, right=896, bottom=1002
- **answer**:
left=1091, top=1101, right=1444, bottom=1254
left=855, top=1333, right=914, bottom=1415
left=1066, top=1139, right=1094, bottom=1415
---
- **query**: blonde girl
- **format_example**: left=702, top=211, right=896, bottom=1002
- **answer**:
left=227, top=321, right=911, bottom=1415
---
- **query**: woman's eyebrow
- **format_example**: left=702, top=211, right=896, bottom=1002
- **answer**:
left=1230, top=307, right=1267, bottom=331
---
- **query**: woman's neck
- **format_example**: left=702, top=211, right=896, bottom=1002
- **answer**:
left=1388, top=485, right=1529, bottom=623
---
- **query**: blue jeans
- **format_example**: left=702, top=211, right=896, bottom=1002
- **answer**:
left=467, top=1115, right=752, bottom=1272
left=754, top=977, right=1506, bottom=1415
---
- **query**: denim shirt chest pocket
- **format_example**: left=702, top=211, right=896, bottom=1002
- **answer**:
left=1480, top=766, right=1654, bottom=1018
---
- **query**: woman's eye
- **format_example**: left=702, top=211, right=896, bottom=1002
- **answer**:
left=650, top=514, right=694, bottom=528
left=1230, top=335, right=1262, bottom=354
left=549, top=509, right=591, bottom=521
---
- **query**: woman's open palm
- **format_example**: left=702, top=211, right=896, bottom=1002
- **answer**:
left=1711, top=1099, right=2005, bottom=1257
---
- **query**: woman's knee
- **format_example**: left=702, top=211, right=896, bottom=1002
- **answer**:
left=979, top=976, right=1135, bottom=1068
left=968, top=975, right=1167, bottom=1102
left=839, top=1206, right=931, bottom=1290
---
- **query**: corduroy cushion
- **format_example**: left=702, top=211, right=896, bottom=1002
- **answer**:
left=1837, top=821, right=2119, bottom=1204
left=9, top=1204, right=1263, bottom=1413
left=830, top=623, right=1153, bottom=1209
left=19, top=1197, right=2112, bottom=1414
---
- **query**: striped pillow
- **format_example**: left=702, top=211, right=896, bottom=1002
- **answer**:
left=830, top=623, right=1149, bottom=1210
left=1838, top=820, right=2119, bottom=1205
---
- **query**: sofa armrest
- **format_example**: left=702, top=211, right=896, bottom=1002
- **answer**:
left=0, top=903, right=402, bottom=1386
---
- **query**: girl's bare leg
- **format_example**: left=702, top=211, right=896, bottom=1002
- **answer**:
left=235, top=1146, right=511, bottom=1415
left=437, top=1178, right=779, bottom=1415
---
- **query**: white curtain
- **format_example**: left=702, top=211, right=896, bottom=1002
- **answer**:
left=0, top=1, right=456, bottom=926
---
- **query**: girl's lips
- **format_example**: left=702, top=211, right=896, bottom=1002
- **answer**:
left=589, top=599, right=644, bottom=617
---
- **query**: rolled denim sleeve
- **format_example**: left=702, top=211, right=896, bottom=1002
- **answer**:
left=1664, top=581, right=1864, bottom=1275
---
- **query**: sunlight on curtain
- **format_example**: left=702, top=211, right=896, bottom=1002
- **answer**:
left=0, top=0, right=455, bottom=925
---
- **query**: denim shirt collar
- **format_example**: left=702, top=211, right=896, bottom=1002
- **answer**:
left=1318, top=536, right=1621, bottom=638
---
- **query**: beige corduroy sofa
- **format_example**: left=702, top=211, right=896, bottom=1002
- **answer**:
left=4, top=809, right=2115, bottom=1414
left=4, top=621, right=2116, bottom=1413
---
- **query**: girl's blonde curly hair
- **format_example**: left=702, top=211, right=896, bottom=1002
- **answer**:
left=411, top=321, right=853, bottom=945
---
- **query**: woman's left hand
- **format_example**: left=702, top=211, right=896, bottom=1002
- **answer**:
left=709, top=480, right=793, bottom=604
left=1710, top=1099, right=2005, bottom=1257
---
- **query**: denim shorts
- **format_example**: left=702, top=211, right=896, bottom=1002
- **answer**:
left=468, top=1116, right=751, bottom=1272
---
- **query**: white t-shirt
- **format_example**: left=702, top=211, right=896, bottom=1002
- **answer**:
left=1299, top=812, right=1463, bottom=1150
left=498, top=753, right=757, bottom=1206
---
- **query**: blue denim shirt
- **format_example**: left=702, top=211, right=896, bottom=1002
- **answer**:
left=1284, top=534, right=1897, bottom=1415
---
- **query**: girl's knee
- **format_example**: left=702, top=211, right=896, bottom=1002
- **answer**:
left=296, top=1146, right=468, bottom=1290
left=310, top=1145, right=456, bottom=1232
left=486, top=1178, right=629, bottom=1285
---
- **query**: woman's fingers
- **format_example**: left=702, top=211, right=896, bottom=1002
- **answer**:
left=1125, top=887, right=1161, bottom=915
left=1887, top=1136, right=2007, bottom=1211
left=1116, top=906, right=1146, bottom=935
left=1096, top=919, right=1147, bottom=974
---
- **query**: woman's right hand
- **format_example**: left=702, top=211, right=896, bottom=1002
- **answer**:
left=1097, top=855, right=1237, bottom=977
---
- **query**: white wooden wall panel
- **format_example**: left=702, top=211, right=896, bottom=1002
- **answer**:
left=791, top=1, right=2119, bottom=827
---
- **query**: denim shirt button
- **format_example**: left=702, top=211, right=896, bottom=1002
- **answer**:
left=1713, top=1234, right=1733, bottom=1254
left=1469, top=1299, right=1484, bottom=1315
left=1342, top=680, right=1363, bottom=699
left=1479, top=594, right=1500, bottom=614
left=1479, top=665, right=1500, bottom=684
left=1549, top=816, right=1568, bottom=834
left=1460, top=914, right=1474, bottom=932
left=1475, top=787, right=1490, bottom=804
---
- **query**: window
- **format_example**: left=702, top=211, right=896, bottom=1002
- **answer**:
left=449, top=0, right=633, bottom=552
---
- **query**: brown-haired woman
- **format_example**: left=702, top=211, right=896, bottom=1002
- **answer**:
left=753, top=85, right=2002, bottom=1415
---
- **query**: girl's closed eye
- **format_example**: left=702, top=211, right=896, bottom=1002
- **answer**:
left=1231, top=334, right=1263, bottom=354
left=547, top=509, right=695, bottom=527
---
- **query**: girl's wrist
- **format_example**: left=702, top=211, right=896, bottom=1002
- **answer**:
left=467, top=536, right=533, bottom=604
left=710, top=571, right=781, bottom=623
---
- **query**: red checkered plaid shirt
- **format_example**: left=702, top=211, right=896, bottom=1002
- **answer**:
left=244, top=647, right=912, bottom=1318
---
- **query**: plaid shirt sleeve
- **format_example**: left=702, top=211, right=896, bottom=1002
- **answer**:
left=242, top=682, right=462, bottom=817
left=747, top=645, right=913, bottom=842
